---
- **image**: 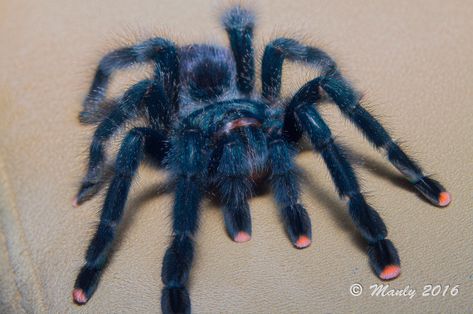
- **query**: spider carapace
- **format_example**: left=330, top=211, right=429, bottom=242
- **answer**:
left=72, top=5, right=451, bottom=313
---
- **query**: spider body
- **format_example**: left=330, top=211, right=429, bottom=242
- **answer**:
left=72, top=6, right=451, bottom=313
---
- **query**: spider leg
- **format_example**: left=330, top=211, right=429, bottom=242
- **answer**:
left=268, top=136, right=312, bottom=248
left=261, top=38, right=335, bottom=102
left=81, top=37, right=179, bottom=124
left=215, top=133, right=254, bottom=242
left=264, top=37, right=450, bottom=206
left=161, top=128, right=209, bottom=314
left=293, top=101, right=400, bottom=280
left=320, top=73, right=450, bottom=206
left=74, top=80, right=156, bottom=206
left=221, top=5, right=255, bottom=95
left=73, top=127, right=168, bottom=305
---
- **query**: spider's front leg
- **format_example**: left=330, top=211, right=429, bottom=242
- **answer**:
left=262, top=38, right=450, bottom=206
left=267, top=126, right=312, bottom=248
left=293, top=102, right=400, bottom=280
left=73, top=127, right=168, bottom=304
left=214, top=126, right=268, bottom=242
left=215, top=134, right=253, bottom=241
left=161, top=128, right=209, bottom=314
left=320, top=73, right=451, bottom=206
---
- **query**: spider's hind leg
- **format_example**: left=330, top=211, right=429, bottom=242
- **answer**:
left=73, top=127, right=168, bottom=304
left=221, top=5, right=255, bottom=96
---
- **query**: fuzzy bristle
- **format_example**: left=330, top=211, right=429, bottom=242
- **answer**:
left=221, top=5, right=255, bottom=30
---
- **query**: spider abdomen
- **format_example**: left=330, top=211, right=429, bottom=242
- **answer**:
left=179, top=44, right=237, bottom=102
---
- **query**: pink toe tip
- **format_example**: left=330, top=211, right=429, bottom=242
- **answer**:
left=379, top=265, right=401, bottom=280
left=234, top=231, right=251, bottom=243
left=438, top=192, right=451, bottom=207
left=294, top=235, right=311, bottom=249
left=73, top=288, right=88, bottom=304
left=72, top=197, right=80, bottom=208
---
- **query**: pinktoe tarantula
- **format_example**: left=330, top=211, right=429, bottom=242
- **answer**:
left=72, top=5, right=451, bottom=313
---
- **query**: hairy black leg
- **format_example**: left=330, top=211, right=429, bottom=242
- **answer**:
left=215, top=133, right=253, bottom=242
left=294, top=102, right=401, bottom=280
left=261, top=38, right=336, bottom=102
left=161, top=128, right=209, bottom=314
left=270, top=37, right=451, bottom=206
left=268, top=137, right=312, bottom=248
left=320, top=73, right=450, bottom=206
left=81, top=37, right=179, bottom=124
left=74, top=80, right=154, bottom=206
left=73, top=128, right=167, bottom=304
left=221, top=5, right=255, bottom=95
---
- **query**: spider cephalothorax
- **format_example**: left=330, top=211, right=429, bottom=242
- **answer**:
left=72, top=5, right=451, bottom=313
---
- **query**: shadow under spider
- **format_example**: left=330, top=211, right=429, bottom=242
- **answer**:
left=350, top=152, right=412, bottom=193
left=113, top=177, right=175, bottom=252
left=349, top=149, right=430, bottom=203
left=299, top=170, right=366, bottom=253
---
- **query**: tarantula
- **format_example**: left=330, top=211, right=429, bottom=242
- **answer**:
left=72, top=5, right=451, bottom=313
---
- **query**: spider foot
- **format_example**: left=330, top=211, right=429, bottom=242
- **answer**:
left=79, top=110, right=103, bottom=125
left=72, top=288, right=87, bottom=305
left=73, top=266, right=101, bottom=305
left=79, top=99, right=117, bottom=125
left=71, top=196, right=80, bottom=208
left=281, top=204, right=312, bottom=249
left=74, top=165, right=110, bottom=207
left=379, top=265, right=401, bottom=280
left=73, top=181, right=102, bottom=207
left=294, top=235, right=311, bottom=249
left=161, top=287, right=191, bottom=314
left=223, top=207, right=252, bottom=244
left=414, top=177, right=451, bottom=207
left=233, top=231, right=251, bottom=243
left=368, top=239, right=401, bottom=280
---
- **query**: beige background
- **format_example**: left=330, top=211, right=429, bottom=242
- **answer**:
left=1, top=0, right=472, bottom=313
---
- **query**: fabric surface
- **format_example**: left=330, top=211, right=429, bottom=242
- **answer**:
left=1, top=0, right=472, bottom=313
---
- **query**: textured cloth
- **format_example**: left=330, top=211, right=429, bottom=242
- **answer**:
left=0, top=0, right=472, bottom=313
